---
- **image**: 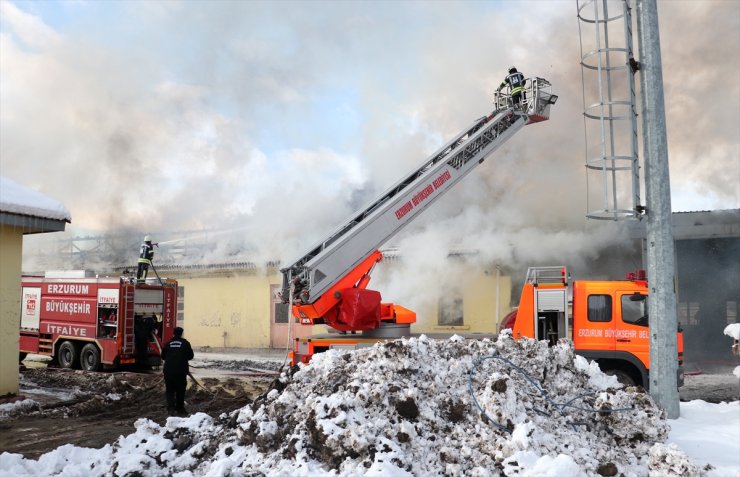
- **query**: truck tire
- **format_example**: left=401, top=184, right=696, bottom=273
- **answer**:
left=605, top=369, right=636, bottom=387
left=80, top=343, right=102, bottom=371
left=58, top=341, right=80, bottom=369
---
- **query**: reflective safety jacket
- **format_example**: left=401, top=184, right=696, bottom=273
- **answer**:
left=501, top=72, right=526, bottom=94
left=138, top=242, right=154, bottom=265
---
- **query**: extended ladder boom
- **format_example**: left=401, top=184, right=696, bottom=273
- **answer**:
left=282, top=78, right=556, bottom=307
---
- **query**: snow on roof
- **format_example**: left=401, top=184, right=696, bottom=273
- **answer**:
left=0, top=176, right=71, bottom=222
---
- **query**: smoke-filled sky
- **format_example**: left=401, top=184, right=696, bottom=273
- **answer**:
left=1, top=1, right=738, bottom=296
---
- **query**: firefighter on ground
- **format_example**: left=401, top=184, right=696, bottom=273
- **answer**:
left=161, top=326, right=194, bottom=416
left=497, top=66, right=526, bottom=108
left=137, top=235, right=155, bottom=281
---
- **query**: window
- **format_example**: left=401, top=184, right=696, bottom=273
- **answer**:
left=438, top=297, right=464, bottom=326
left=621, top=294, right=649, bottom=327
left=177, top=286, right=185, bottom=323
left=587, top=295, right=611, bottom=322
left=677, top=301, right=700, bottom=326
left=727, top=301, right=738, bottom=325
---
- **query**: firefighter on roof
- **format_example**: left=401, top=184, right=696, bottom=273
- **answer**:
left=137, top=235, right=155, bottom=281
left=161, top=326, right=194, bottom=416
left=498, top=66, right=526, bottom=108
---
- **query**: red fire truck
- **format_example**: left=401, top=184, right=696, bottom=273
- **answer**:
left=19, top=272, right=178, bottom=371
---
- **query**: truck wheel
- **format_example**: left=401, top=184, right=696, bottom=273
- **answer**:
left=19, top=352, right=27, bottom=363
left=80, top=344, right=101, bottom=371
left=606, top=369, right=636, bottom=387
left=58, top=341, right=80, bottom=369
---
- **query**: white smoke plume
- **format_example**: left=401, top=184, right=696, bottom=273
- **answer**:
left=2, top=2, right=738, bottom=311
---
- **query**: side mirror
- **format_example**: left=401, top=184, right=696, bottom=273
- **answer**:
left=629, top=292, right=646, bottom=302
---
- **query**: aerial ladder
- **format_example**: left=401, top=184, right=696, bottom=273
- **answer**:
left=281, top=77, right=558, bottom=363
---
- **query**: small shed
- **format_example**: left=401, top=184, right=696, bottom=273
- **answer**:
left=0, top=176, right=70, bottom=396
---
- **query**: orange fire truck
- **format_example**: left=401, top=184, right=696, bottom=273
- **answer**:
left=281, top=78, right=557, bottom=362
left=19, top=272, right=178, bottom=371
left=279, top=77, right=683, bottom=389
left=502, top=267, right=684, bottom=388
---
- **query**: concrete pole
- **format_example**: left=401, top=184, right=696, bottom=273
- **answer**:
left=635, top=0, right=679, bottom=419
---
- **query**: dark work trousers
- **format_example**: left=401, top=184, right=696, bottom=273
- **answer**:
left=137, top=262, right=149, bottom=280
left=165, top=373, right=188, bottom=414
left=512, top=91, right=525, bottom=108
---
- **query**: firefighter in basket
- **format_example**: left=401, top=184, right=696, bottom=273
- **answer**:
left=497, top=66, right=526, bottom=109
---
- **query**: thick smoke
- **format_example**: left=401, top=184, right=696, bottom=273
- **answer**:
left=2, top=2, right=738, bottom=310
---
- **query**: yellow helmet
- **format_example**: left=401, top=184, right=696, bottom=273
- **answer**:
left=144, top=235, right=152, bottom=243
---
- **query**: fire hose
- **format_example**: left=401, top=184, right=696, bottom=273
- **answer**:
left=467, top=353, right=635, bottom=434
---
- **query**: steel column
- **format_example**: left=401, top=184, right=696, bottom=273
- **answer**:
left=636, top=0, right=679, bottom=419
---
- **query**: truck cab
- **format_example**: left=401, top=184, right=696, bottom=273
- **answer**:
left=507, top=266, right=684, bottom=388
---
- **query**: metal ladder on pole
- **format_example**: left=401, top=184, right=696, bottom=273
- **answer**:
left=578, top=0, right=642, bottom=220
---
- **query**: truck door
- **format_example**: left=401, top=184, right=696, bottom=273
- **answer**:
left=574, top=293, right=616, bottom=353
left=615, top=291, right=650, bottom=369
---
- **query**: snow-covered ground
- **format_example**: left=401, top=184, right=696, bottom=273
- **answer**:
left=666, top=400, right=740, bottom=476
left=2, top=334, right=738, bottom=477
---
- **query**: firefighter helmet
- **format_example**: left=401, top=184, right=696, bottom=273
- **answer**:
left=144, top=235, right=152, bottom=243
left=508, top=66, right=517, bottom=74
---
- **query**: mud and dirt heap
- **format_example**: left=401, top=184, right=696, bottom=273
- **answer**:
left=8, top=369, right=260, bottom=421
left=224, top=334, right=695, bottom=476
left=2, top=334, right=703, bottom=476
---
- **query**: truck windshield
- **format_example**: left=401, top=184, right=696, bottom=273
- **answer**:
left=621, top=294, right=649, bottom=327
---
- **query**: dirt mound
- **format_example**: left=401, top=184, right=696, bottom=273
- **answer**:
left=0, top=367, right=269, bottom=459
left=14, top=334, right=700, bottom=476
left=224, top=334, right=678, bottom=475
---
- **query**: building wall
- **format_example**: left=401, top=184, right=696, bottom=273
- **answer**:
left=170, top=265, right=512, bottom=349
left=466, top=270, right=512, bottom=333
left=0, top=225, right=22, bottom=395
left=675, top=237, right=740, bottom=363
left=175, top=270, right=281, bottom=348
left=412, top=269, right=512, bottom=335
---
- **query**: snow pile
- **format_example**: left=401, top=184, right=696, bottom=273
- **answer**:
left=0, top=335, right=705, bottom=476
left=0, top=399, right=40, bottom=419
left=648, top=443, right=704, bottom=476
left=230, top=335, right=682, bottom=476
left=724, top=323, right=740, bottom=378
left=725, top=323, right=740, bottom=340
